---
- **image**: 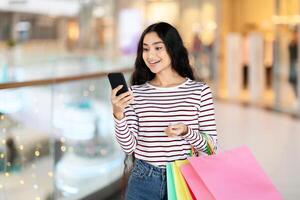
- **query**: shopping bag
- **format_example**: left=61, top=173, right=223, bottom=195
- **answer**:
left=185, top=146, right=282, bottom=200
left=167, top=134, right=215, bottom=200
left=172, top=160, right=194, bottom=200
left=166, top=162, right=177, bottom=200
left=167, top=160, right=196, bottom=200
left=181, top=163, right=215, bottom=200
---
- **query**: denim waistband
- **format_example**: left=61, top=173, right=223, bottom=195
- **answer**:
left=134, top=159, right=166, bottom=177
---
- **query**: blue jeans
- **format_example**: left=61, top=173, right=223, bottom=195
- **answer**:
left=125, top=159, right=167, bottom=200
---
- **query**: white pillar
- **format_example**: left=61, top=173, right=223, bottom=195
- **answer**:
left=248, top=32, right=265, bottom=103
left=226, top=33, right=243, bottom=100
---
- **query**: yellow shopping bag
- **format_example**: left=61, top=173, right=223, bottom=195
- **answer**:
left=172, top=160, right=194, bottom=200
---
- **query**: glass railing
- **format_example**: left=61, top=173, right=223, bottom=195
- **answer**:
left=0, top=65, right=133, bottom=200
left=0, top=51, right=135, bottom=83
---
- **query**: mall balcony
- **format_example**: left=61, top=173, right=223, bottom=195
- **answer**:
left=0, top=0, right=299, bottom=199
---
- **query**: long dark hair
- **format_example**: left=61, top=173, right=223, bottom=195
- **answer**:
left=131, top=22, right=195, bottom=85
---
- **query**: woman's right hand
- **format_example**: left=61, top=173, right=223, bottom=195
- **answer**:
left=111, top=85, right=134, bottom=120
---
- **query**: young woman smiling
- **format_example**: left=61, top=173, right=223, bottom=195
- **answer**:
left=111, top=22, right=218, bottom=200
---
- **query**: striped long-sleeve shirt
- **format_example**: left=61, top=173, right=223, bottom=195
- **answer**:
left=114, top=78, right=218, bottom=167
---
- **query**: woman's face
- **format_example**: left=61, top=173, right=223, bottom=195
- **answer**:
left=142, top=32, right=172, bottom=74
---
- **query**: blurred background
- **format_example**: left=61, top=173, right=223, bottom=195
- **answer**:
left=0, top=0, right=299, bottom=199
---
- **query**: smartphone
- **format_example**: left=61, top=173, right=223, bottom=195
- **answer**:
left=107, top=72, right=129, bottom=96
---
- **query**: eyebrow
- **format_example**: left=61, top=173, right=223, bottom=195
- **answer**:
left=143, top=41, right=164, bottom=46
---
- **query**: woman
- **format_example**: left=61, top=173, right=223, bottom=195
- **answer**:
left=111, top=22, right=218, bottom=200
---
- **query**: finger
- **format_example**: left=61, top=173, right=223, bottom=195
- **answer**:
left=166, top=132, right=178, bottom=137
left=119, top=95, right=134, bottom=105
left=112, top=93, right=132, bottom=107
left=164, top=126, right=170, bottom=132
left=165, top=125, right=176, bottom=133
left=169, top=123, right=182, bottom=129
left=121, top=98, right=134, bottom=109
left=111, top=85, right=123, bottom=97
left=168, top=125, right=180, bottom=132
left=118, top=94, right=134, bottom=108
left=116, top=96, right=133, bottom=109
left=165, top=127, right=177, bottom=137
left=164, top=127, right=170, bottom=135
left=116, top=91, right=132, bottom=101
left=169, top=127, right=182, bottom=136
left=170, top=124, right=185, bottom=133
left=164, top=130, right=172, bottom=137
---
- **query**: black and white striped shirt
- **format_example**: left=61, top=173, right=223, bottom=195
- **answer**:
left=114, top=78, right=218, bottom=167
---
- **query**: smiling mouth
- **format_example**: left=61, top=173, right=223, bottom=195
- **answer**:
left=148, top=60, right=160, bottom=64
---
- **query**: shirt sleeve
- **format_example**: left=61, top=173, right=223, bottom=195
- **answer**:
left=182, top=84, right=218, bottom=153
left=114, top=103, right=139, bottom=155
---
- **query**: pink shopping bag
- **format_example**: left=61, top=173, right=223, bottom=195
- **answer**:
left=181, top=163, right=215, bottom=200
left=182, top=146, right=282, bottom=200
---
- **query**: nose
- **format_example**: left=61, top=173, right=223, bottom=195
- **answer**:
left=148, top=49, right=155, bottom=59
left=149, top=54, right=154, bottom=59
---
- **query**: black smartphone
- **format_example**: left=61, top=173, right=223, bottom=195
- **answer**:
left=107, top=72, right=129, bottom=96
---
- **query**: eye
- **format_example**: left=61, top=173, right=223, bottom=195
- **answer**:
left=155, top=47, right=163, bottom=50
left=143, top=48, right=149, bottom=52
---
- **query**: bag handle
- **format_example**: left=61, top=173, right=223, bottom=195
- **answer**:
left=189, top=132, right=215, bottom=156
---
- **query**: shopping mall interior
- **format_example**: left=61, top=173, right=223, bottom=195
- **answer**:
left=0, top=0, right=299, bottom=199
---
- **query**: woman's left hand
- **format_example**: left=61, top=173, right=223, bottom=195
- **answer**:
left=165, top=123, right=188, bottom=137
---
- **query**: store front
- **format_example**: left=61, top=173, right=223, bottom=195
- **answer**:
left=220, top=0, right=300, bottom=116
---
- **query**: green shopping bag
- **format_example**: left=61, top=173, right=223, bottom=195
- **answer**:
left=166, top=162, right=177, bottom=200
